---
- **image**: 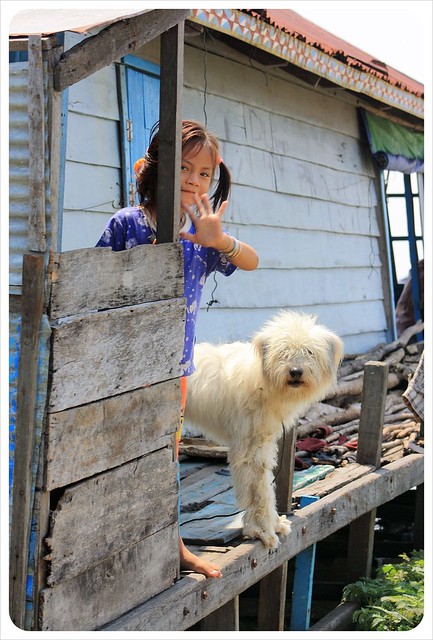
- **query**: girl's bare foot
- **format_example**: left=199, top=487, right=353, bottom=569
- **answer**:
left=179, top=536, right=222, bottom=578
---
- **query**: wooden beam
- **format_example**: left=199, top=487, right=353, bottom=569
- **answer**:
left=347, top=361, right=389, bottom=583
left=53, top=9, right=190, bottom=91
left=28, top=35, right=46, bottom=252
left=9, top=254, right=46, bottom=629
left=257, top=425, right=296, bottom=630
left=102, top=454, right=423, bottom=631
left=156, top=22, right=184, bottom=243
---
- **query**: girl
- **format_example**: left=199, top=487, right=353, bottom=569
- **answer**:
left=96, top=120, right=259, bottom=578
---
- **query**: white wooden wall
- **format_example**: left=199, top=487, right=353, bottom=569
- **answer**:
left=61, top=33, right=121, bottom=252
left=60, top=35, right=389, bottom=354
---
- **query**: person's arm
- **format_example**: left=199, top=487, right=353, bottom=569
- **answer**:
left=213, top=234, right=258, bottom=271
left=180, top=194, right=259, bottom=271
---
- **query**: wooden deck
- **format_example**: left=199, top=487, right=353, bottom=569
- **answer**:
left=102, top=452, right=423, bottom=631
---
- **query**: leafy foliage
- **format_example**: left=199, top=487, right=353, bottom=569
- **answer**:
left=341, top=550, right=424, bottom=631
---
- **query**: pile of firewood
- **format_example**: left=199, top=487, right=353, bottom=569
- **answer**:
left=296, top=321, right=424, bottom=468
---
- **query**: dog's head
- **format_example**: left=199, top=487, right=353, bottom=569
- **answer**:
left=253, top=311, right=344, bottom=402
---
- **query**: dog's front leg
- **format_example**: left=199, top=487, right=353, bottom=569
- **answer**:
left=228, top=440, right=291, bottom=549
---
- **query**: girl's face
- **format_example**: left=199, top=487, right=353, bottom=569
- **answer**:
left=180, top=146, right=214, bottom=213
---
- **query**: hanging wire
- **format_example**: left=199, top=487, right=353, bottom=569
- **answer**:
left=206, top=271, right=220, bottom=311
left=202, top=28, right=208, bottom=126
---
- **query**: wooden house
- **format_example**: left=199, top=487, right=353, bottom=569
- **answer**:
left=8, top=7, right=424, bottom=632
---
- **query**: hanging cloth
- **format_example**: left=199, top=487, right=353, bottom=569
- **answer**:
left=359, top=108, right=424, bottom=174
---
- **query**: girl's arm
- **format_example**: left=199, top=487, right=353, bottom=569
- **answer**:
left=213, top=234, right=259, bottom=271
left=181, top=195, right=259, bottom=271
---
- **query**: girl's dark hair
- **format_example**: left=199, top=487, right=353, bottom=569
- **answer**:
left=135, top=120, right=231, bottom=226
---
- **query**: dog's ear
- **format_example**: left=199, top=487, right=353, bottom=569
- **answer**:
left=328, top=333, right=344, bottom=369
left=253, top=333, right=266, bottom=359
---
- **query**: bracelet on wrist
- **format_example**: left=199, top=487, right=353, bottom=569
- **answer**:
left=222, top=237, right=242, bottom=261
left=219, top=236, right=234, bottom=253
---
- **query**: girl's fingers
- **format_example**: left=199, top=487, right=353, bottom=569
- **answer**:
left=179, top=231, right=196, bottom=243
left=215, top=200, right=228, bottom=218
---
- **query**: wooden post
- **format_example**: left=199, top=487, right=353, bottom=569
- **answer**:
left=346, top=361, right=389, bottom=583
left=201, top=596, right=239, bottom=631
left=257, top=425, right=296, bottom=630
left=156, top=21, right=184, bottom=244
left=28, top=35, right=46, bottom=252
left=9, top=254, right=46, bottom=629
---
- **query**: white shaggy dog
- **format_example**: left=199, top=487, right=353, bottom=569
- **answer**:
left=184, top=311, right=344, bottom=548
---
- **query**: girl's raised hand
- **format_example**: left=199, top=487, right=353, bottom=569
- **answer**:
left=180, top=194, right=229, bottom=250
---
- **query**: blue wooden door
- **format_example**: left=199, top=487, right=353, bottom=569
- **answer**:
left=119, top=55, right=160, bottom=206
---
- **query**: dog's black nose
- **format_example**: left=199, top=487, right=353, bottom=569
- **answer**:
left=290, top=367, right=303, bottom=380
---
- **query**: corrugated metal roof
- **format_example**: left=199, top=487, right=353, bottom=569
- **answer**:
left=9, top=9, right=150, bottom=36
left=247, top=9, right=423, bottom=98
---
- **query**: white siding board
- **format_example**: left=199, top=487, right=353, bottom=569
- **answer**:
left=199, top=267, right=384, bottom=309
left=221, top=226, right=381, bottom=270
left=65, top=112, right=121, bottom=167
left=272, top=154, right=376, bottom=207
left=61, top=59, right=121, bottom=251
left=61, top=210, right=119, bottom=251
left=268, top=111, right=372, bottom=175
left=184, top=88, right=248, bottom=145
left=219, top=142, right=376, bottom=207
left=62, top=162, right=121, bottom=250
left=67, top=64, right=120, bottom=120
left=226, top=185, right=379, bottom=237
left=195, top=301, right=387, bottom=352
left=184, top=43, right=359, bottom=137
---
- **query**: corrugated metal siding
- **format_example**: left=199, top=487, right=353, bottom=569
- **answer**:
left=9, top=61, right=51, bottom=291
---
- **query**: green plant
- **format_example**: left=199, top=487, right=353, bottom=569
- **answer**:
left=341, top=550, right=424, bottom=631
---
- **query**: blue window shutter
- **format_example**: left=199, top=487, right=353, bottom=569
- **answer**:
left=118, top=56, right=160, bottom=206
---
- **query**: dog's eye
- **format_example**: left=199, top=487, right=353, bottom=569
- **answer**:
left=306, top=348, right=314, bottom=357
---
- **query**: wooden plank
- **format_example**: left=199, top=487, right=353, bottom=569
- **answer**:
left=292, top=463, right=374, bottom=499
left=45, top=449, right=178, bottom=586
left=40, top=522, right=179, bottom=631
left=257, top=425, right=296, bottom=630
left=53, top=9, right=190, bottom=90
left=28, top=35, right=46, bottom=252
left=180, top=468, right=233, bottom=513
left=180, top=462, right=225, bottom=489
left=49, top=297, right=185, bottom=412
left=46, top=44, right=63, bottom=254
left=156, top=22, right=184, bottom=244
left=9, top=254, right=45, bottom=630
left=180, top=489, right=243, bottom=544
left=347, top=361, right=388, bottom=582
left=45, top=379, right=179, bottom=490
left=49, top=243, right=184, bottom=320
left=102, top=455, right=423, bottom=631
